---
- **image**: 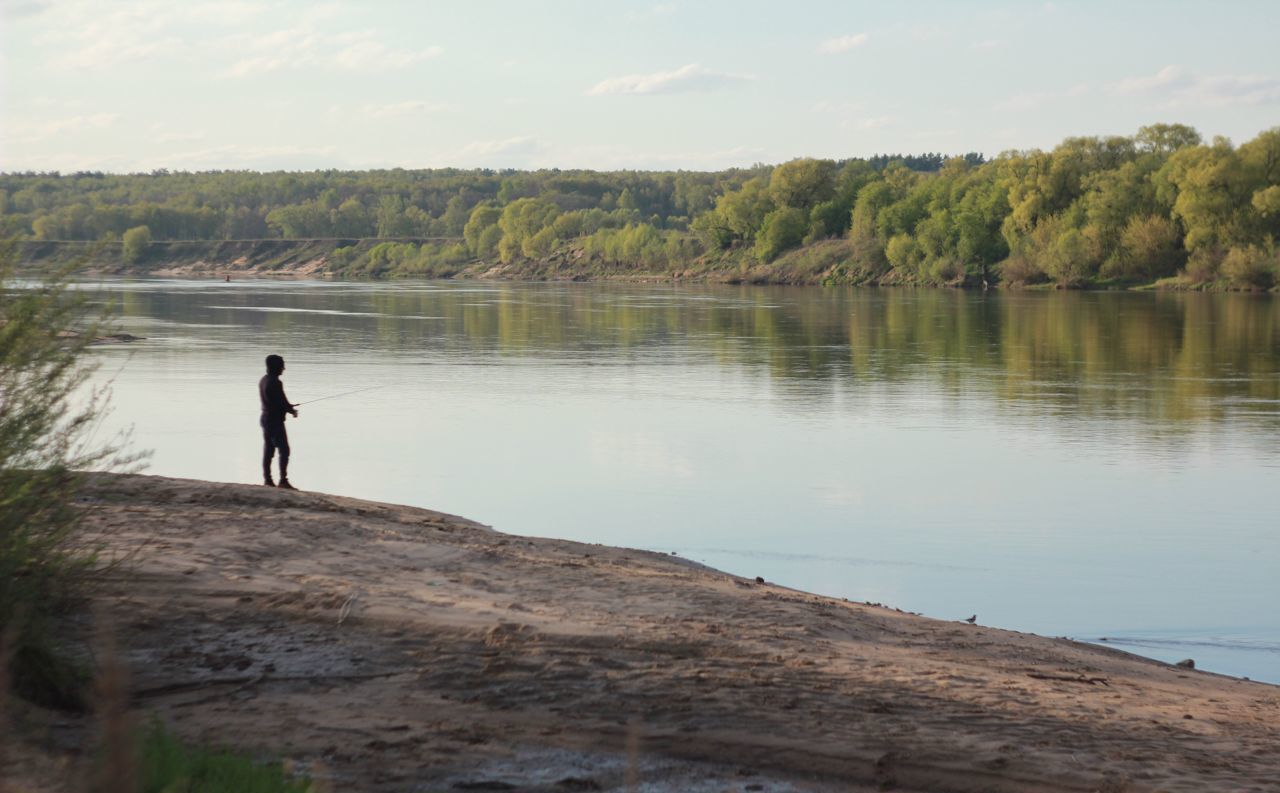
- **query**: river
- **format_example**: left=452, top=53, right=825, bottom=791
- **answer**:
left=82, top=278, right=1280, bottom=682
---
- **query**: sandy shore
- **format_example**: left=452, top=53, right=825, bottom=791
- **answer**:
left=12, top=473, right=1279, bottom=792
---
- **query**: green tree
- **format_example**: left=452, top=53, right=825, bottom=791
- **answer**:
left=769, top=159, right=836, bottom=210
left=122, top=225, right=152, bottom=263
left=754, top=207, right=808, bottom=262
left=463, top=202, right=502, bottom=257
left=497, top=198, right=559, bottom=262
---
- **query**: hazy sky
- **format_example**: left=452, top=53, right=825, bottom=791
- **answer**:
left=3, top=0, right=1278, bottom=172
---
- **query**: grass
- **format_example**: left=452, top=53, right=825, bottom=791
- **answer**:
left=137, top=719, right=314, bottom=793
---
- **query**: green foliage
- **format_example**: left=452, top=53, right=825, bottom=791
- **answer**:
left=1220, top=244, right=1277, bottom=289
left=497, top=198, right=559, bottom=262
left=463, top=202, right=501, bottom=257
left=769, top=159, right=836, bottom=210
left=6, top=125, right=1280, bottom=288
left=122, top=225, right=152, bottom=264
left=1, top=243, right=140, bottom=707
left=754, top=207, right=808, bottom=262
left=140, top=719, right=313, bottom=793
left=1103, top=214, right=1184, bottom=281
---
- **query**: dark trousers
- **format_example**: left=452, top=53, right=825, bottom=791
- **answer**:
left=261, top=417, right=289, bottom=479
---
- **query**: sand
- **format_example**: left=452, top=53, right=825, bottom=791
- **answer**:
left=10, top=473, right=1279, bottom=792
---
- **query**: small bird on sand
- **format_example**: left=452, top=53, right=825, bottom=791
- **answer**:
left=964, top=615, right=977, bottom=624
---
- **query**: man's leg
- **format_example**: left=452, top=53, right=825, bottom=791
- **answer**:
left=276, top=426, right=294, bottom=489
left=262, top=425, right=276, bottom=486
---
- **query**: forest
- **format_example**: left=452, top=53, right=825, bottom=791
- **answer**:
left=3, top=124, right=1278, bottom=288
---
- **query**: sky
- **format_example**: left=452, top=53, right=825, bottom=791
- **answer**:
left=2, top=0, right=1279, bottom=173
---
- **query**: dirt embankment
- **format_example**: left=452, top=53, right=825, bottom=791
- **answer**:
left=7, top=474, right=1277, bottom=793
left=13, top=238, right=874, bottom=286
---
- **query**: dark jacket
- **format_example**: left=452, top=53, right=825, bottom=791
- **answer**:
left=259, top=374, right=293, bottom=424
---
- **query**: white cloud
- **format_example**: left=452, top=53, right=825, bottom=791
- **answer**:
left=844, top=116, right=893, bottom=130
left=1106, top=65, right=1280, bottom=107
left=220, top=27, right=437, bottom=77
left=358, top=100, right=454, bottom=118
left=627, top=3, right=677, bottom=20
left=162, top=143, right=340, bottom=170
left=149, top=127, right=207, bottom=144
left=812, top=100, right=864, bottom=114
left=3, top=112, right=119, bottom=143
left=586, top=63, right=752, bottom=96
left=996, top=83, right=1091, bottom=112
left=5, top=0, right=55, bottom=19
left=33, top=1, right=266, bottom=69
left=332, top=39, right=443, bottom=71
left=818, top=33, right=869, bottom=54
left=972, top=39, right=1002, bottom=50
left=457, top=136, right=545, bottom=166
left=1107, top=65, right=1193, bottom=96
left=222, top=28, right=441, bottom=77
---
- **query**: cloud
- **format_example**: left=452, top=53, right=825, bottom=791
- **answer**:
left=3, top=112, right=119, bottom=143
left=222, top=27, right=441, bottom=77
left=1106, top=65, right=1280, bottom=107
left=996, top=83, right=1091, bottom=112
left=847, top=116, right=894, bottom=130
left=1107, top=65, right=1193, bottom=96
left=811, top=100, right=864, bottom=114
left=586, top=63, right=752, bottom=96
left=818, top=33, right=869, bottom=54
left=358, top=100, right=454, bottom=118
left=456, top=136, right=545, bottom=166
left=626, top=3, right=677, bottom=21
left=972, top=39, right=1002, bottom=50
left=161, top=143, right=340, bottom=170
left=331, top=39, right=443, bottom=71
left=5, top=0, right=54, bottom=19
left=33, top=1, right=266, bottom=69
left=149, top=128, right=207, bottom=144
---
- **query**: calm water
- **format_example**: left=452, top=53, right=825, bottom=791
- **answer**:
left=81, top=278, right=1280, bottom=682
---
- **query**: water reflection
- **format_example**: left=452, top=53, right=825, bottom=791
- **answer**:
left=109, top=281, right=1280, bottom=438
left=78, top=278, right=1280, bottom=682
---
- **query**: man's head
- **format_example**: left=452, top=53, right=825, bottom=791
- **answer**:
left=265, top=354, right=285, bottom=375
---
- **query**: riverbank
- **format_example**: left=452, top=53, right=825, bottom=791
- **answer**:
left=8, top=473, right=1278, bottom=792
left=14, top=239, right=1276, bottom=290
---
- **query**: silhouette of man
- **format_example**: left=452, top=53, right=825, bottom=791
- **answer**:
left=259, top=354, right=299, bottom=489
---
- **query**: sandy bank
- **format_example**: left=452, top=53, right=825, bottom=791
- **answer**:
left=21, top=474, right=1280, bottom=791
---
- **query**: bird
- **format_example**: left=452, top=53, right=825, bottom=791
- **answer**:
left=964, top=614, right=977, bottom=624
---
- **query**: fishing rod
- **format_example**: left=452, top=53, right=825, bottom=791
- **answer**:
left=294, top=385, right=382, bottom=406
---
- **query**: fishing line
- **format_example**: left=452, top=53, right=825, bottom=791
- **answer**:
left=294, top=385, right=383, bottom=406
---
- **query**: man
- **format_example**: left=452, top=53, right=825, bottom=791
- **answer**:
left=259, top=354, right=299, bottom=489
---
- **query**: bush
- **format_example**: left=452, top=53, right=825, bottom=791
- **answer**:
left=1183, top=246, right=1221, bottom=284
left=998, top=253, right=1047, bottom=286
left=122, top=225, right=152, bottom=264
left=754, top=207, right=808, bottom=263
left=1103, top=215, right=1185, bottom=281
left=0, top=242, right=140, bottom=706
left=1221, top=245, right=1276, bottom=289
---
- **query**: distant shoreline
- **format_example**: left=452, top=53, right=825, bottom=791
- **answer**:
left=47, top=472, right=1280, bottom=792
left=15, top=238, right=1277, bottom=292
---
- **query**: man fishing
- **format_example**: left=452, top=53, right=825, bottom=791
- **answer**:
left=259, top=354, right=298, bottom=489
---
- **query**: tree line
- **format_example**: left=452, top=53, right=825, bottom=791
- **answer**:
left=3, top=124, right=1278, bottom=288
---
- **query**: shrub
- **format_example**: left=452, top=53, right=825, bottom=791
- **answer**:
left=1221, top=245, right=1276, bottom=289
left=1103, top=215, right=1185, bottom=281
left=122, top=225, right=152, bottom=264
left=998, top=253, right=1047, bottom=286
left=754, top=207, right=807, bottom=263
left=0, top=242, right=140, bottom=706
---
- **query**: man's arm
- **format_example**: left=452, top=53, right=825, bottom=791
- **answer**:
left=279, top=383, right=298, bottom=417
